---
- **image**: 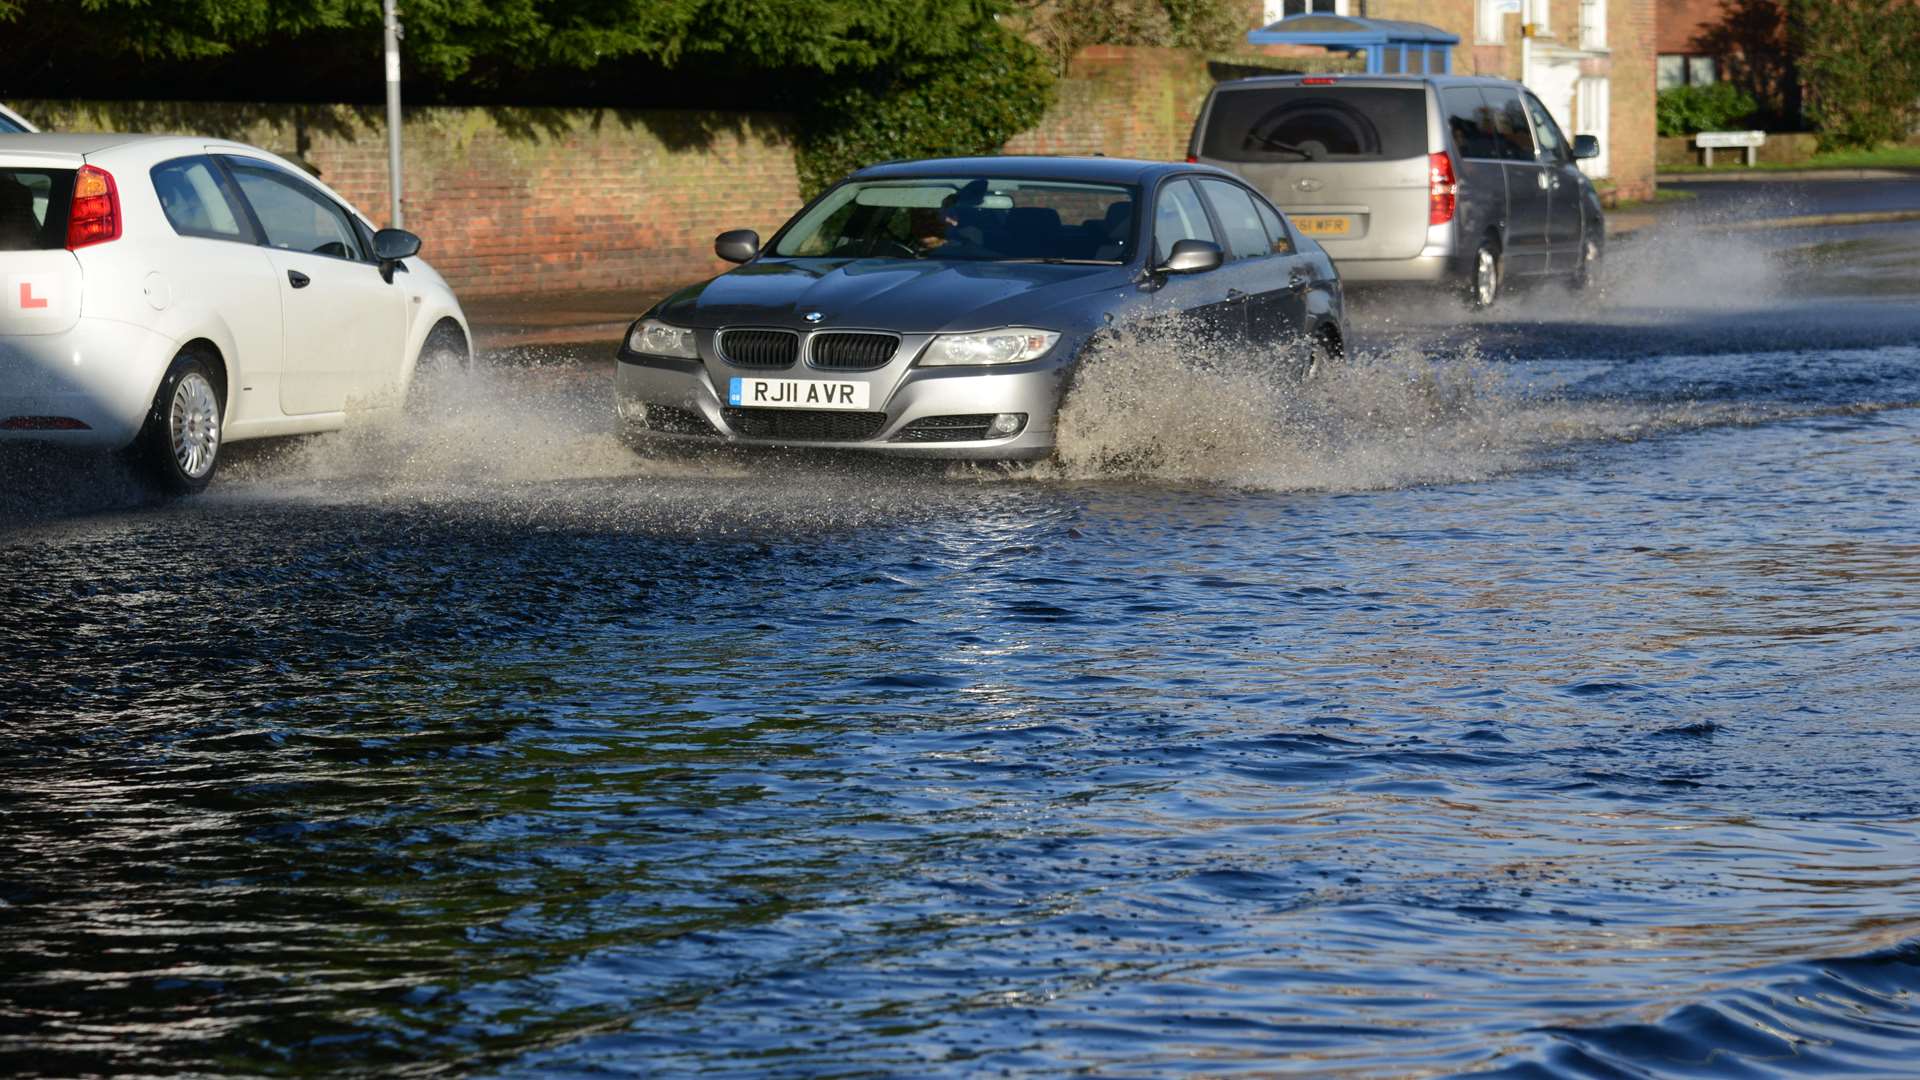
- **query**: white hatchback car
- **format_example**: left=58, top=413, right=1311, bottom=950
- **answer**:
left=1, top=133, right=469, bottom=492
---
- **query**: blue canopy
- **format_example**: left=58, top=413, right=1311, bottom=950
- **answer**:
left=1246, top=14, right=1460, bottom=75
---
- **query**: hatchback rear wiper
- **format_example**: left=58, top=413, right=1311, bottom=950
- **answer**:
left=1255, top=139, right=1314, bottom=161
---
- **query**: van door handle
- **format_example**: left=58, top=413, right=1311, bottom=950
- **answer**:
left=287, top=270, right=311, bottom=289
left=1226, top=288, right=1247, bottom=300
left=1288, top=270, right=1309, bottom=292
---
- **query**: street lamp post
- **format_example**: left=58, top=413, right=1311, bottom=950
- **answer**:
left=383, top=0, right=404, bottom=228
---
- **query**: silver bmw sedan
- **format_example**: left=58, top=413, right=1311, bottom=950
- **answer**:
left=615, top=155, right=1346, bottom=460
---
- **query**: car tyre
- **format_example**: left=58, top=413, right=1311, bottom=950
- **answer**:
left=405, top=320, right=471, bottom=412
left=1466, top=239, right=1501, bottom=310
left=136, top=350, right=223, bottom=495
left=1569, top=231, right=1601, bottom=292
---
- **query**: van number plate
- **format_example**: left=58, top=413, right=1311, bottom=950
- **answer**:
left=1291, top=215, right=1353, bottom=237
left=728, top=377, right=870, bottom=410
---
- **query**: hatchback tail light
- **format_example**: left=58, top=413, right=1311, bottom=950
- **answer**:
left=67, top=165, right=121, bottom=249
left=1300, top=77, right=1338, bottom=85
left=1185, top=154, right=1198, bottom=163
left=1428, top=151, right=1457, bottom=226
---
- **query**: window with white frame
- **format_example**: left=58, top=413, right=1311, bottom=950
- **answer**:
left=1580, top=0, right=1606, bottom=48
left=1264, top=0, right=1347, bottom=21
left=1478, top=0, right=1518, bottom=44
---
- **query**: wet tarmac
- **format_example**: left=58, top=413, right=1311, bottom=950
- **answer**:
left=3, top=221, right=1919, bottom=1077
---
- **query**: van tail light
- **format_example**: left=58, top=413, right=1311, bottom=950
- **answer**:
left=1428, top=152, right=1457, bottom=226
left=67, top=165, right=121, bottom=249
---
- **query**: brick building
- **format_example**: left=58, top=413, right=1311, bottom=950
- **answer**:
left=1655, top=0, right=1728, bottom=87
left=1249, top=0, right=1657, bottom=199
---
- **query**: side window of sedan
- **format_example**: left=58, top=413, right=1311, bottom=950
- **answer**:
left=1153, top=179, right=1216, bottom=264
left=1196, top=179, right=1275, bottom=261
left=1252, top=197, right=1295, bottom=256
left=222, top=158, right=367, bottom=261
left=150, top=157, right=254, bottom=243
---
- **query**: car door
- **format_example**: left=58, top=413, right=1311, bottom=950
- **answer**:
left=1440, top=87, right=1511, bottom=259
left=1144, top=177, right=1243, bottom=349
left=1486, top=87, right=1551, bottom=277
left=1195, top=177, right=1309, bottom=358
left=148, top=155, right=284, bottom=426
left=1521, top=92, right=1586, bottom=269
left=219, top=155, right=407, bottom=416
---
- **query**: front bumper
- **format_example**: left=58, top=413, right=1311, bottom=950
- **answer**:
left=0, top=318, right=176, bottom=449
left=614, top=345, right=1065, bottom=461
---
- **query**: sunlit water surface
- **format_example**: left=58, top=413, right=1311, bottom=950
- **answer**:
left=3, top=233, right=1919, bottom=1077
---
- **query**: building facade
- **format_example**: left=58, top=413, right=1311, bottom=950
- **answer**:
left=1252, top=0, right=1656, bottom=199
left=1654, top=0, right=1727, bottom=88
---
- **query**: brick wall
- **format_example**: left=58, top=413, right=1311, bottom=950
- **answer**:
left=25, top=100, right=804, bottom=298
left=1610, top=0, right=1659, bottom=199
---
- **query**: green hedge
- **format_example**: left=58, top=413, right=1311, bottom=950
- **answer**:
left=1655, top=82, right=1758, bottom=137
left=794, top=23, right=1054, bottom=199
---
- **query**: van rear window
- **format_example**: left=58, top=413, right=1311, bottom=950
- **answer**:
left=0, top=167, right=75, bottom=251
left=1202, top=87, right=1428, bottom=163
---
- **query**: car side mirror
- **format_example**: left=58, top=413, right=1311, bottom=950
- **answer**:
left=716, top=229, right=760, bottom=264
left=373, top=228, right=421, bottom=283
left=1157, top=238, right=1223, bottom=276
left=1573, top=134, right=1601, bottom=160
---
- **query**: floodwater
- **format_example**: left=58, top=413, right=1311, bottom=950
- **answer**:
left=3, top=223, right=1919, bottom=1077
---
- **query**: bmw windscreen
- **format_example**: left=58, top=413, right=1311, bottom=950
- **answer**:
left=772, top=177, right=1138, bottom=265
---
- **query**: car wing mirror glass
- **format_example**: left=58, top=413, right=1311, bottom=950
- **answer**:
left=373, top=228, right=421, bottom=283
left=1573, top=134, right=1601, bottom=160
left=1158, top=238, right=1223, bottom=275
left=716, top=229, right=760, bottom=264
left=373, top=228, right=421, bottom=261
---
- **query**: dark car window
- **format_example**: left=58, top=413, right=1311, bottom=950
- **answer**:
left=1523, top=93, right=1571, bottom=164
left=1442, top=87, right=1503, bottom=160
left=223, top=158, right=366, bottom=260
left=1153, top=179, right=1216, bottom=264
left=1201, top=86, right=1428, bottom=163
left=1484, top=88, right=1537, bottom=162
left=771, top=177, right=1136, bottom=263
left=1195, top=179, right=1271, bottom=262
left=0, top=114, right=26, bottom=134
left=0, top=167, right=75, bottom=251
left=1253, top=198, right=1295, bottom=255
left=151, top=157, right=253, bottom=243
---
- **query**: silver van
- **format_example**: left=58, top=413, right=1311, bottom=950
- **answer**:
left=1188, top=74, right=1604, bottom=308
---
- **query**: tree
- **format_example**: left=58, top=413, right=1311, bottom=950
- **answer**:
left=1692, top=0, right=1801, bottom=127
left=1009, top=0, right=1244, bottom=73
left=0, top=1, right=1058, bottom=196
left=1794, top=0, right=1920, bottom=150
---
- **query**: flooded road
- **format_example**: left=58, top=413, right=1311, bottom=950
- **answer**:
left=3, top=226, right=1919, bottom=1076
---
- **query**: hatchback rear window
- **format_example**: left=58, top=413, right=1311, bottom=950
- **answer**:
left=0, top=167, right=75, bottom=250
left=1202, top=86, right=1428, bottom=163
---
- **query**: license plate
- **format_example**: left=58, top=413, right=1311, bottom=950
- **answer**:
left=1291, top=215, right=1353, bottom=237
left=728, top=377, right=869, bottom=410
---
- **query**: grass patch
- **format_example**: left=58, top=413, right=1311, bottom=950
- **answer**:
left=1609, top=188, right=1699, bottom=212
left=1661, top=144, right=1920, bottom=173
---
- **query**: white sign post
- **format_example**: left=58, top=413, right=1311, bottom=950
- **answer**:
left=1696, top=130, right=1766, bottom=167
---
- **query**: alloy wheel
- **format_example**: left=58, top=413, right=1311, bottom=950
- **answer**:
left=169, top=372, right=221, bottom=479
left=1474, top=247, right=1499, bottom=308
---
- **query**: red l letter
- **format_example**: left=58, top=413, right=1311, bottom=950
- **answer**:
left=19, top=282, right=48, bottom=310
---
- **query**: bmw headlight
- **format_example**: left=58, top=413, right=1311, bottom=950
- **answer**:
left=918, top=328, right=1060, bottom=367
left=627, top=319, right=698, bottom=359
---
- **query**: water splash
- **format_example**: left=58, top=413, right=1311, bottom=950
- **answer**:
left=1037, top=323, right=1710, bottom=491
